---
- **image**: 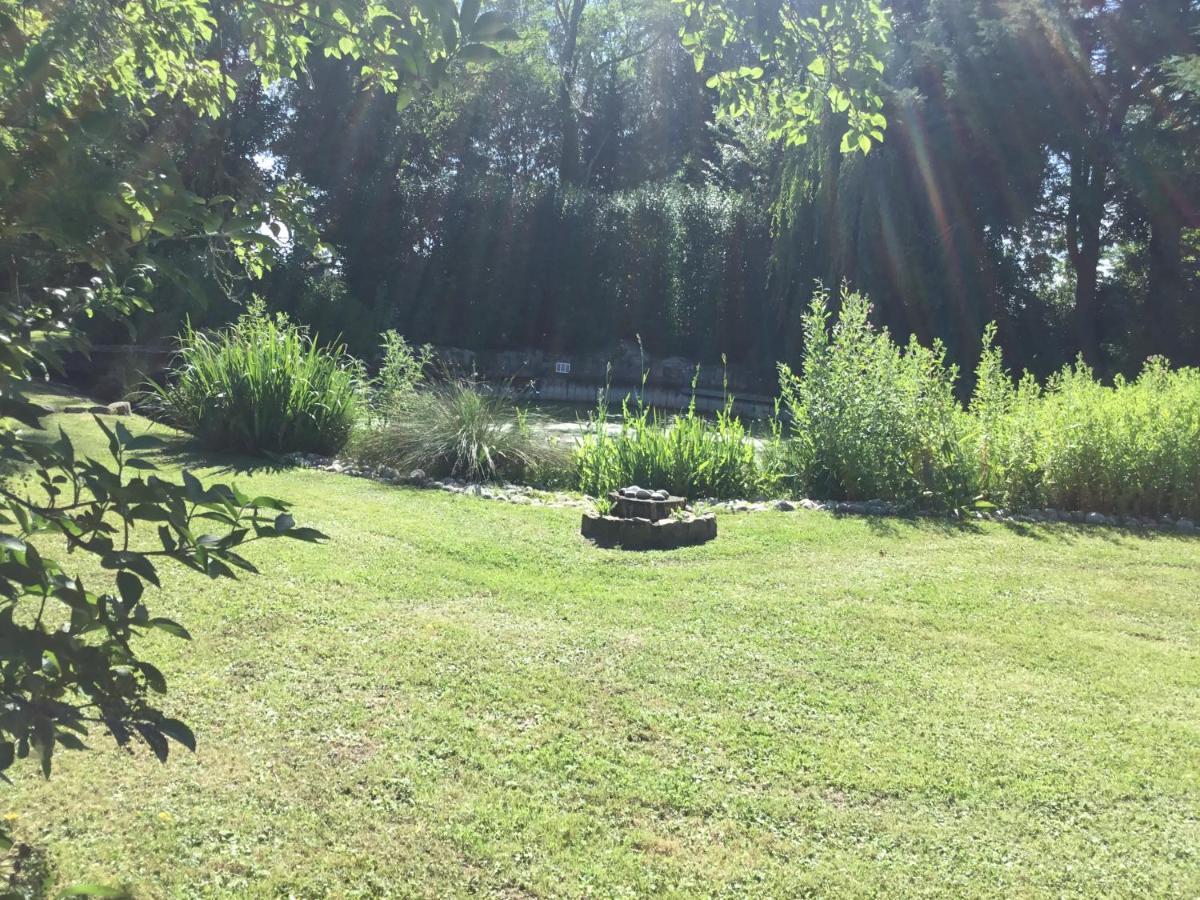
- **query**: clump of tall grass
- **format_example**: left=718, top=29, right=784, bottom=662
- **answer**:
left=351, top=376, right=568, bottom=483
left=146, top=301, right=364, bottom=455
left=778, top=286, right=975, bottom=509
left=575, top=368, right=772, bottom=500
left=971, top=336, right=1200, bottom=518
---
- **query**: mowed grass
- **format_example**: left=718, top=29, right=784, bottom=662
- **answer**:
left=6, top=391, right=1199, bottom=897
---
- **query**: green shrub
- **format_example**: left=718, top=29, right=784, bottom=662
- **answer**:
left=574, top=373, right=772, bottom=500
left=971, top=346, right=1200, bottom=518
left=373, top=330, right=430, bottom=411
left=351, top=377, right=568, bottom=483
left=147, top=301, right=364, bottom=455
left=968, top=326, right=1047, bottom=510
left=778, top=286, right=975, bottom=508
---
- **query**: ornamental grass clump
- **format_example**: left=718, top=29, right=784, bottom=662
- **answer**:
left=352, top=376, right=568, bottom=483
left=147, top=301, right=364, bottom=456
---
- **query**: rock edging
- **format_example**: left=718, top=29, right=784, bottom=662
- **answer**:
left=283, top=453, right=1198, bottom=534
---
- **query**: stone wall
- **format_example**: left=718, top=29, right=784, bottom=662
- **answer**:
left=429, top=343, right=776, bottom=418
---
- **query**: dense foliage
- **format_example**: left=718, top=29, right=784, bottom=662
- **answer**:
left=281, top=178, right=773, bottom=361
left=779, top=287, right=973, bottom=508
left=148, top=304, right=365, bottom=455
left=971, top=348, right=1200, bottom=520
left=223, top=0, right=1199, bottom=383
left=0, top=0, right=505, bottom=848
left=0, top=413, right=323, bottom=785
left=774, top=289, right=1200, bottom=519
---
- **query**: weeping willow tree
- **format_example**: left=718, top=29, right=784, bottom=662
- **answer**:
left=673, top=0, right=889, bottom=358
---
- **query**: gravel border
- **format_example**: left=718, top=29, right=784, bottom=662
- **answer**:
left=284, top=453, right=1198, bottom=534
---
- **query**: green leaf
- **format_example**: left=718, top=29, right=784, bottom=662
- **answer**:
left=182, top=470, right=205, bottom=502
left=457, top=43, right=501, bottom=63
left=466, top=10, right=508, bottom=39
left=0, top=396, right=48, bottom=429
left=147, top=617, right=191, bottom=640
left=459, top=0, right=481, bottom=29
left=101, top=552, right=160, bottom=588
left=116, top=571, right=143, bottom=604
left=0, top=535, right=27, bottom=554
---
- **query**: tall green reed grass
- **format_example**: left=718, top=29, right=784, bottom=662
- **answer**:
left=146, top=301, right=364, bottom=455
left=575, top=366, right=772, bottom=500
left=971, top=332, right=1200, bottom=518
left=778, top=286, right=1200, bottom=518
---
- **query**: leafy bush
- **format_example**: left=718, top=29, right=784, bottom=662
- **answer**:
left=372, top=330, right=430, bottom=412
left=971, top=344, right=1200, bottom=518
left=575, top=374, right=772, bottom=500
left=352, top=377, right=568, bottom=483
left=779, top=293, right=1200, bottom=518
left=778, top=286, right=975, bottom=508
left=148, top=301, right=364, bottom=455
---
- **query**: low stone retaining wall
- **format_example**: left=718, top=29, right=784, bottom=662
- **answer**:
left=580, top=512, right=717, bottom=550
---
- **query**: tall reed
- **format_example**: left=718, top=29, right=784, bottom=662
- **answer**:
left=147, top=302, right=364, bottom=455
left=575, top=367, right=771, bottom=500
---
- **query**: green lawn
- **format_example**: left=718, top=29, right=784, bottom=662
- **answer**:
left=7, top=392, right=1200, bottom=897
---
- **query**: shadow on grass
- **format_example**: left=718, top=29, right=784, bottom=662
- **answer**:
left=153, top=438, right=293, bottom=477
left=839, top=512, right=983, bottom=538
left=845, top=509, right=1198, bottom=545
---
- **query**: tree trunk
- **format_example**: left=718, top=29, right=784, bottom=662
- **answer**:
left=1066, top=149, right=1105, bottom=364
left=558, top=83, right=581, bottom=186
left=555, top=0, right=587, bottom=187
left=1146, top=205, right=1183, bottom=363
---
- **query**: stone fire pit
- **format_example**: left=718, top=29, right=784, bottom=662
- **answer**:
left=581, top=485, right=717, bottom=550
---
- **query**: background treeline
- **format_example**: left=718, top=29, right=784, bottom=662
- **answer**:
left=84, top=0, right=1200, bottom=385
left=271, top=178, right=774, bottom=366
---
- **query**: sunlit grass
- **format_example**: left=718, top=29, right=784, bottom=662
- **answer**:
left=6, top=389, right=1199, bottom=897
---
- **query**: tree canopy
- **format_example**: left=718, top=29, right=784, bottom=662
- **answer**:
left=156, top=0, right=1195, bottom=384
